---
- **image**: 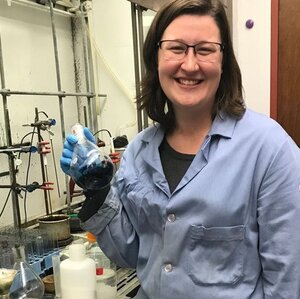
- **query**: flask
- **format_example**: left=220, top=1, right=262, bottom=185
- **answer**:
left=86, top=233, right=117, bottom=299
left=9, top=245, right=45, bottom=299
left=60, top=243, right=96, bottom=299
left=69, top=123, right=113, bottom=190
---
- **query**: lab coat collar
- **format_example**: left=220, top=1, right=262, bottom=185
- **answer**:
left=140, top=123, right=164, bottom=145
left=208, top=111, right=237, bottom=139
left=138, top=114, right=237, bottom=195
left=140, top=111, right=237, bottom=144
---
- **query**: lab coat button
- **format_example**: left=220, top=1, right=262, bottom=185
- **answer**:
left=164, top=264, right=173, bottom=272
left=167, top=213, right=176, bottom=222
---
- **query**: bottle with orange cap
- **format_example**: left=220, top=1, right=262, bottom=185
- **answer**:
left=86, top=232, right=117, bottom=299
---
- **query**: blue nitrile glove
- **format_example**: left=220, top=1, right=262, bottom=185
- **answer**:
left=60, top=127, right=111, bottom=221
left=60, top=127, right=96, bottom=177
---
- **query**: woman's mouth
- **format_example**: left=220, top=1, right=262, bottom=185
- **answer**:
left=176, top=78, right=203, bottom=86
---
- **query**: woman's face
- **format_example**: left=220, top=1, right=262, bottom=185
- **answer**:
left=158, top=14, right=223, bottom=115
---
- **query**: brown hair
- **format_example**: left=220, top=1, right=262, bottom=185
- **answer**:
left=137, top=0, right=245, bottom=132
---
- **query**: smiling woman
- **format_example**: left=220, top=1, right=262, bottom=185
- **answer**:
left=139, top=0, right=244, bottom=136
left=157, top=14, right=223, bottom=142
left=60, top=1, right=300, bottom=298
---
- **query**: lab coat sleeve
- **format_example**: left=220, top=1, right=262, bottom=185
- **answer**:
left=257, top=136, right=300, bottom=298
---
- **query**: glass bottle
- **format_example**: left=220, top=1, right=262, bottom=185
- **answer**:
left=9, top=245, right=44, bottom=299
left=69, top=123, right=113, bottom=190
left=86, top=233, right=117, bottom=299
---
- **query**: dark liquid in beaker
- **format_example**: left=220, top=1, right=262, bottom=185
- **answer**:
left=75, top=160, right=114, bottom=190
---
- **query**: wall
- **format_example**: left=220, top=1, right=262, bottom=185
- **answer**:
left=88, top=0, right=138, bottom=144
left=0, top=0, right=81, bottom=226
left=232, top=0, right=271, bottom=115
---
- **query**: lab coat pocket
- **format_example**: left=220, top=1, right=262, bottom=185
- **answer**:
left=188, top=224, right=245, bottom=285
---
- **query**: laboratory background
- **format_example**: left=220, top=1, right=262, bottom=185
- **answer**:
left=0, top=0, right=299, bottom=298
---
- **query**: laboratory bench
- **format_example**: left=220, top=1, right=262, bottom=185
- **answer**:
left=42, top=232, right=140, bottom=299
left=42, top=267, right=139, bottom=298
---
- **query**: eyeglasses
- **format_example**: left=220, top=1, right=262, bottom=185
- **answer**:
left=158, top=40, right=224, bottom=63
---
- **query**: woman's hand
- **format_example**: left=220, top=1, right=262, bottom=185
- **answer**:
left=60, top=127, right=96, bottom=175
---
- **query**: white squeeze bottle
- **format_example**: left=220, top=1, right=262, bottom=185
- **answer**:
left=60, top=243, right=96, bottom=299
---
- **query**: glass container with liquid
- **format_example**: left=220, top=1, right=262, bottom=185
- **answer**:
left=69, top=123, right=113, bottom=190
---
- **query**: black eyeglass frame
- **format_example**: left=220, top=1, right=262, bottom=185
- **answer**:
left=157, top=40, right=225, bottom=53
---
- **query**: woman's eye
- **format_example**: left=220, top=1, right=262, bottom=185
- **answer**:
left=197, top=47, right=213, bottom=54
left=169, top=46, right=185, bottom=53
left=196, top=44, right=217, bottom=55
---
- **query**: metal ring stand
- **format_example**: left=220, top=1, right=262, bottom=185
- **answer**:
left=0, top=0, right=98, bottom=227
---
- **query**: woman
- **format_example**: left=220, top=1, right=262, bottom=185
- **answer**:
left=61, top=0, right=300, bottom=298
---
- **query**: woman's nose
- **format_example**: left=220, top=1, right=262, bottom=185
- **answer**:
left=180, top=48, right=200, bottom=71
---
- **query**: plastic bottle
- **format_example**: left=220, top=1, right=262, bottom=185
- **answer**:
left=60, top=243, right=96, bottom=299
left=86, top=233, right=117, bottom=299
left=69, top=123, right=113, bottom=190
left=9, top=245, right=45, bottom=299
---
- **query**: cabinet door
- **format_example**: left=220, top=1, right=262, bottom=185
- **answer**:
left=272, top=0, right=300, bottom=146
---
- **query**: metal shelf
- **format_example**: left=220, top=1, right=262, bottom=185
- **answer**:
left=127, top=0, right=166, bottom=11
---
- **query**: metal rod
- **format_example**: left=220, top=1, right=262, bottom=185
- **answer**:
left=4, top=109, right=21, bottom=227
left=0, top=89, right=105, bottom=97
left=49, top=0, right=64, bottom=136
left=83, top=106, right=88, bottom=127
left=84, top=13, right=98, bottom=133
left=131, top=3, right=143, bottom=132
left=0, top=35, right=5, bottom=88
left=137, top=5, right=148, bottom=128
left=35, top=108, right=50, bottom=215
left=0, top=146, right=34, bottom=154
left=70, top=16, right=84, bottom=123
left=0, top=32, right=22, bottom=228
left=49, top=136, right=61, bottom=199
left=0, top=185, right=25, bottom=189
left=80, top=11, right=93, bottom=130
left=137, top=6, right=145, bottom=79
left=49, top=0, right=71, bottom=213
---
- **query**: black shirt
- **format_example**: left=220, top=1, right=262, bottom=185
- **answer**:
left=159, top=138, right=195, bottom=193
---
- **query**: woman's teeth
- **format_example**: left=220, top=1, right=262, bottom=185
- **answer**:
left=177, top=78, right=201, bottom=85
